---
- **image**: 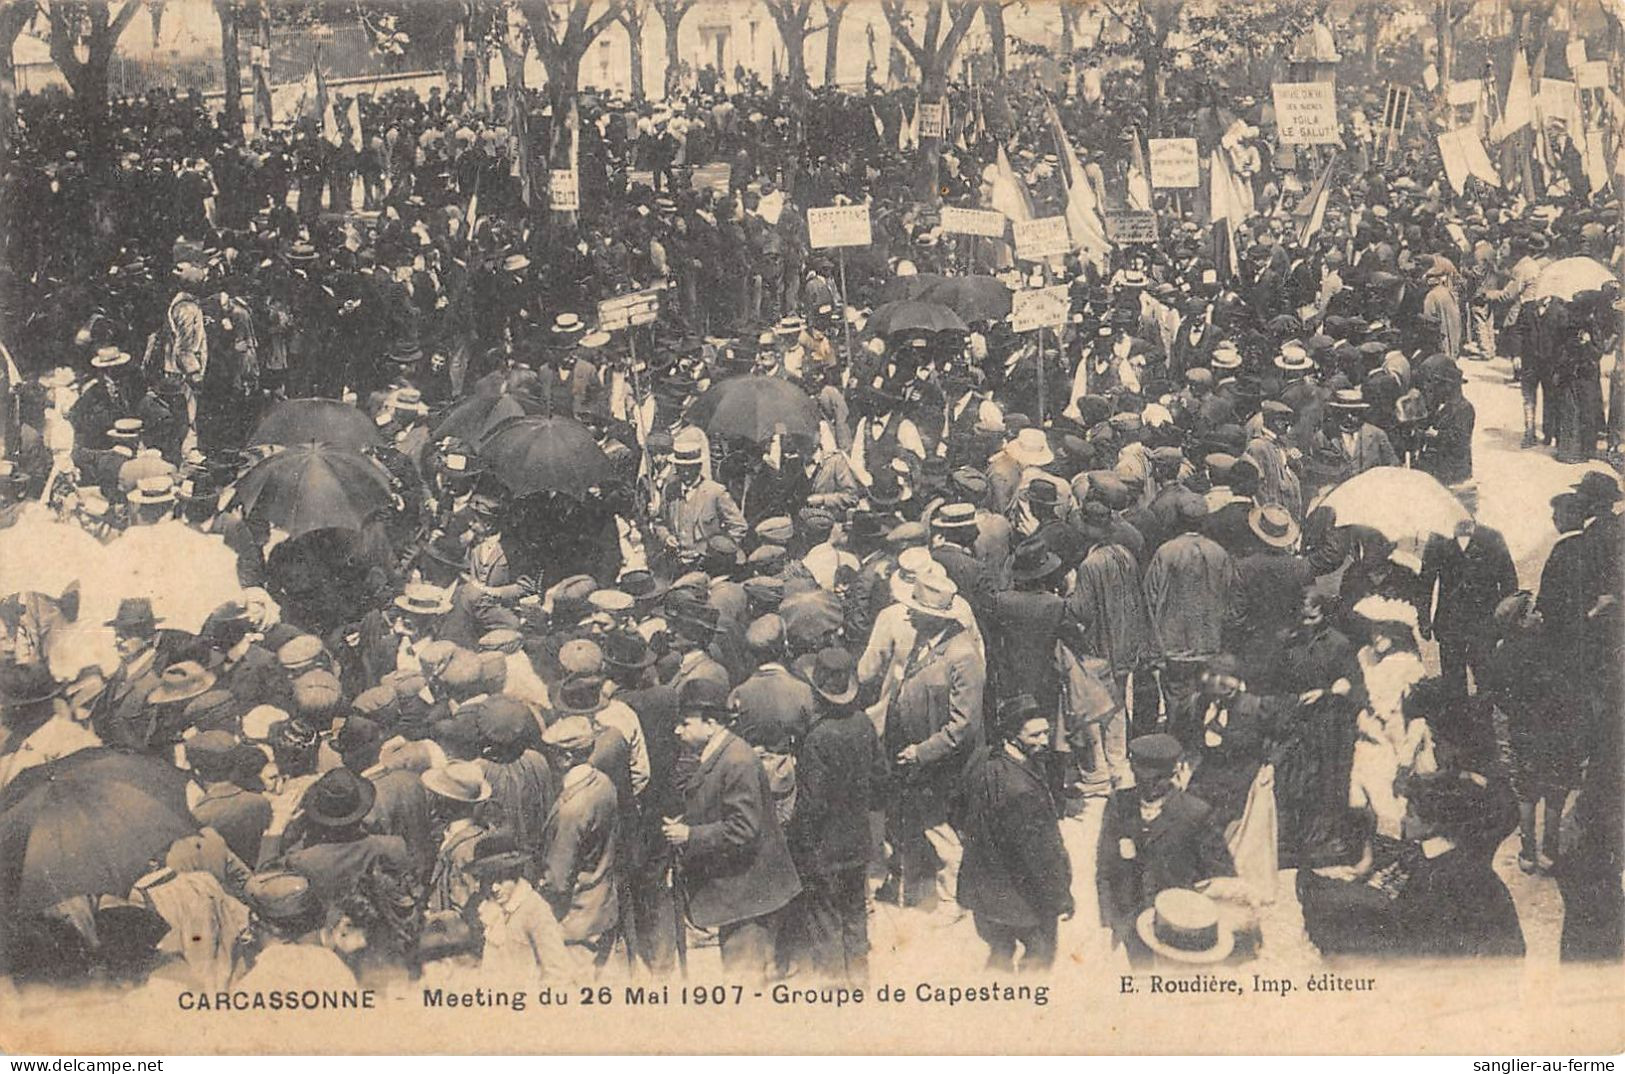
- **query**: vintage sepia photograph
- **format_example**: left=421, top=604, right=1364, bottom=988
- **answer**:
left=0, top=0, right=1620, bottom=1056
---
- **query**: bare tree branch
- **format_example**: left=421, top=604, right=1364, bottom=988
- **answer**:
left=880, top=0, right=925, bottom=67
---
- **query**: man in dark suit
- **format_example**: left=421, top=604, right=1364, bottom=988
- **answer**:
left=279, top=768, right=414, bottom=915
left=1097, top=734, right=1236, bottom=963
left=205, top=603, right=283, bottom=706
left=186, top=731, right=272, bottom=868
left=953, top=695, right=1073, bottom=971
left=789, top=648, right=886, bottom=981
left=986, top=537, right=1066, bottom=713
left=881, top=574, right=986, bottom=909
left=538, top=716, right=622, bottom=966
left=333, top=715, right=436, bottom=876
left=728, top=614, right=817, bottom=753
left=603, top=630, right=681, bottom=975
left=663, top=679, right=802, bottom=981
left=1420, top=517, right=1518, bottom=699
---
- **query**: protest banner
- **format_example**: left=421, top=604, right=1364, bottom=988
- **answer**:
left=1104, top=210, right=1159, bottom=244
left=597, top=289, right=662, bottom=332
left=807, top=205, right=873, bottom=248
left=1012, top=216, right=1070, bottom=260
left=940, top=206, right=1008, bottom=238
left=1273, top=80, right=1339, bottom=145
left=918, top=101, right=946, bottom=139
left=1148, top=137, right=1199, bottom=188
left=1578, top=61, right=1609, bottom=90
left=549, top=169, right=580, bottom=212
left=1010, top=285, right=1071, bottom=333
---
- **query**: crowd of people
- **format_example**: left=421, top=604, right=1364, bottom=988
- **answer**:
left=0, top=25, right=1622, bottom=994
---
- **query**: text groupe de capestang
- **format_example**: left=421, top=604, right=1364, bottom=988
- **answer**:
left=418, top=983, right=1053, bottom=1009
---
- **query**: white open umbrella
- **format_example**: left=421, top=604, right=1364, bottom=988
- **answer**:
left=1319, top=466, right=1470, bottom=544
left=84, top=521, right=248, bottom=634
left=1527, top=256, right=1617, bottom=302
left=0, top=503, right=108, bottom=600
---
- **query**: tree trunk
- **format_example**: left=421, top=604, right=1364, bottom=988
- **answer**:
left=627, top=15, right=645, bottom=99
left=1141, top=43, right=1162, bottom=135
left=823, top=3, right=843, bottom=87
left=451, top=15, right=466, bottom=92
left=1363, top=4, right=1380, bottom=75
left=664, top=12, right=683, bottom=96
left=1060, top=3, right=1075, bottom=63
left=984, top=1, right=1006, bottom=78
left=779, top=20, right=808, bottom=98
left=1436, top=0, right=1454, bottom=89
left=917, top=64, right=946, bottom=202
left=218, top=1, right=244, bottom=136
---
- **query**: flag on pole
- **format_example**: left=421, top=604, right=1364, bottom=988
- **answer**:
left=1127, top=129, right=1153, bottom=210
left=315, top=56, right=340, bottom=147
left=1045, top=95, right=1110, bottom=271
left=898, top=99, right=918, bottom=152
left=346, top=96, right=363, bottom=152
left=989, top=144, right=1034, bottom=225
left=512, top=99, right=532, bottom=207
left=1494, top=49, right=1534, bottom=141
left=1209, top=149, right=1242, bottom=277
left=1293, top=154, right=1336, bottom=246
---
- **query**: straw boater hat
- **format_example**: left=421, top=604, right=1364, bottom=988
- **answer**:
left=91, top=345, right=132, bottom=370
left=1247, top=504, right=1300, bottom=550
left=1136, top=888, right=1236, bottom=964
left=394, top=582, right=453, bottom=617
left=128, top=475, right=177, bottom=506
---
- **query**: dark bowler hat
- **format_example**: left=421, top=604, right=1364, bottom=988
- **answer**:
left=1009, top=536, right=1062, bottom=583
left=104, top=597, right=162, bottom=635
left=299, top=767, right=377, bottom=828
left=811, top=647, right=858, bottom=705
left=467, top=830, right=533, bottom=880
left=602, top=630, right=655, bottom=672
left=679, top=677, right=731, bottom=717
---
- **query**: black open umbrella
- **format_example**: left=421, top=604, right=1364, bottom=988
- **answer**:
left=685, top=374, right=821, bottom=442
left=866, top=300, right=967, bottom=337
left=477, top=416, right=614, bottom=498
left=920, top=276, right=1013, bottom=322
left=250, top=398, right=381, bottom=451
left=233, top=444, right=394, bottom=538
left=432, top=368, right=552, bottom=445
left=0, top=749, right=198, bottom=916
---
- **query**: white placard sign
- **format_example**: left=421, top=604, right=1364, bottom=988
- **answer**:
left=597, top=289, right=662, bottom=331
left=549, top=169, right=580, bottom=211
left=918, top=101, right=946, bottom=139
left=1272, top=80, right=1339, bottom=145
left=1148, top=137, right=1200, bottom=188
left=1578, top=61, right=1609, bottom=90
left=807, top=205, right=873, bottom=249
left=1012, top=216, right=1071, bottom=261
left=940, top=206, right=1008, bottom=238
left=1009, top=285, right=1071, bottom=333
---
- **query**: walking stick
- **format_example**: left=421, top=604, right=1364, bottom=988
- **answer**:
left=670, top=860, right=688, bottom=978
